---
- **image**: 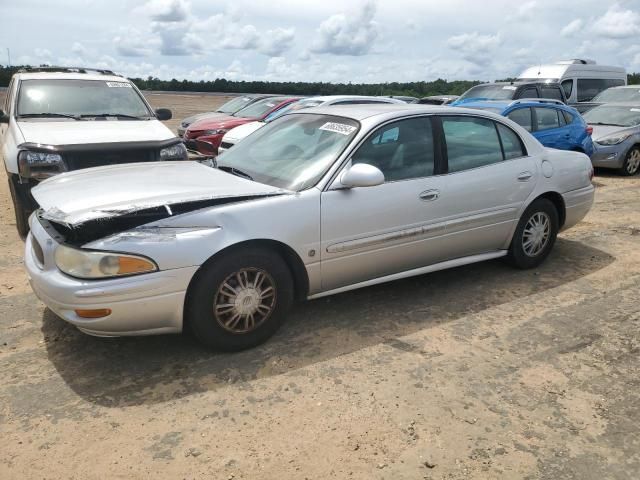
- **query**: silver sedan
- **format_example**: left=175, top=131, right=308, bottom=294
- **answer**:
left=25, top=105, right=595, bottom=350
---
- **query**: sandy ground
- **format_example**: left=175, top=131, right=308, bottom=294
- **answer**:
left=1, top=92, right=639, bottom=479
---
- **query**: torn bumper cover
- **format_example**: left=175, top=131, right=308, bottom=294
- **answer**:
left=25, top=214, right=198, bottom=336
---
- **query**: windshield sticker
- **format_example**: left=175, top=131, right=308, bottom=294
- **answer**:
left=503, top=86, right=517, bottom=90
left=106, top=81, right=132, bottom=88
left=631, top=108, right=640, bottom=112
left=319, top=122, right=357, bottom=135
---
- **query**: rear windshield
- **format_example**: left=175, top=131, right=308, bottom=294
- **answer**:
left=17, top=79, right=152, bottom=118
left=592, top=88, right=640, bottom=103
left=583, top=105, right=640, bottom=127
left=459, top=85, right=518, bottom=101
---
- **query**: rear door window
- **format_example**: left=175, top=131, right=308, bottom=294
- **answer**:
left=507, top=107, right=533, bottom=132
left=496, top=123, right=526, bottom=159
left=561, top=79, right=573, bottom=99
left=540, top=86, right=563, bottom=101
left=519, top=87, right=539, bottom=99
left=534, top=107, right=561, bottom=131
left=442, top=116, right=504, bottom=172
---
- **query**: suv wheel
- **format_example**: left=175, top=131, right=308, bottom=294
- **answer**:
left=186, top=248, right=294, bottom=351
left=620, top=147, right=640, bottom=176
left=8, top=178, right=31, bottom=239
left=507, top=198, right=559, bottom=269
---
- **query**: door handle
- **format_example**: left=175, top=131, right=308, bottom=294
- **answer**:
left=517, top=171, right=533, bottom=181
left=419, top=189, right=440, bottom=201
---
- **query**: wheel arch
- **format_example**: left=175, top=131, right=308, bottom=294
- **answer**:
left=185, top=238, right=310, bottom=311
left=531, top=191, right=566, bottom=228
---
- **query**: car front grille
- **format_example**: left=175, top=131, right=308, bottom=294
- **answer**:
left=64, top=148, right=159, bottom=170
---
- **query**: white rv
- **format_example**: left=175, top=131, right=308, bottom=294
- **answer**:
left=518, top=59, right=626, bottom=105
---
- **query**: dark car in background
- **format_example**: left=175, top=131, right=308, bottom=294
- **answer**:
left=177, top=94, right=276, bottom=137
left=417, top=95, right=459, bottom=105
left=452, top=81, right=567, bottom=106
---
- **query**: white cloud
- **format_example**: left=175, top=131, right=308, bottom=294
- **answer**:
left=71, top=42, right=87, bottom=56
left=592, top=4, right=640, bottom=39
left=153, top=22, right=204, bottom=55
left=513, top=1, right=537, bottom=20
left=561, top=19, right=583, bottom=38
left=34, top=48, right=53, bottom=59
left=144, top=0, right=189, bottom=22
left=447, top=31, right=501, bottom=66
left=221, top=24, right=260, bottom=50
left=259, top=28, right=296, bottom=56
left=114, top=28, right=156, bottom=57
left=311, top=1, right=379, bottom=56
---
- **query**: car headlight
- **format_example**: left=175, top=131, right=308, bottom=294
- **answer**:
left=18, top=150, right=67, bottom=179
left=54, top=245, right=157, bottom=279
left=203, top=129, right=228, bottom=135
left=596, top=133, right=631, bottom=146
left=159, top=142, right=188, bottom=160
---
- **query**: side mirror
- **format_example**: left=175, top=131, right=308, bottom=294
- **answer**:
left=155, top=108, right=172, bottom=121
left=0, top=110, right=8, bottom=124
left=340, top=163, right=384, bottom=188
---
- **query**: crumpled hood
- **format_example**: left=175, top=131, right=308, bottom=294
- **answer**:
left=590, top=124, right=638, bottom=142
left=32, top=161, right=288, bottom=226
left=17, top=119, right=175, bottom=146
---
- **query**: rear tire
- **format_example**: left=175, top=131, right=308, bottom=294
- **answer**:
left=8, top=178, right=31, bottom=239
left=619, top=147, right=640, bottom=176
left=185, top=248, right=294, bottom=351
left=507, top=198, right=559, bottom=269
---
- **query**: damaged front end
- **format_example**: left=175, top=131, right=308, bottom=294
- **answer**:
left=39, top=193, right=286, bottom=246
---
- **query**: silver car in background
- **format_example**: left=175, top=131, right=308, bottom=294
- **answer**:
left=25, top=105, right=594, bottom=351
left=584, top=103, right=640, bottom=175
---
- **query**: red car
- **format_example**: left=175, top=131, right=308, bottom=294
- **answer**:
left=185, top=96, right=301, bottom=155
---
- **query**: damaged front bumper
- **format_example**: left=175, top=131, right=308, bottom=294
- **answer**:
left=25, top=215, right=198, bottom=337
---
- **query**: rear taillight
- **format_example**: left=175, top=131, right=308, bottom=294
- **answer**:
left=586, top=126, right=593, bottom=136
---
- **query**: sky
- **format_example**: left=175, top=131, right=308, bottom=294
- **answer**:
left=1, top=0, right=640, bottom=83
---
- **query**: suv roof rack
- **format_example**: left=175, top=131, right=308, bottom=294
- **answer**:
left=17, top=66, right=120, bottom=76
left=508, top=98, right=565, bottom=107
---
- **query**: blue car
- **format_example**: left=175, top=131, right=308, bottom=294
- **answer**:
left=459, top=99, right=594, bottom=157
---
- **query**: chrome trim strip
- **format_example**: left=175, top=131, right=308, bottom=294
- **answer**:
left=308, top=251, right=507, bottom=299
left=326, top=221, right=447, bottom=253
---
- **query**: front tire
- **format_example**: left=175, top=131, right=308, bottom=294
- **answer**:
left=619, top=147, right=640, bottom=176
left=507, top=198, right=559, bottom=269
left=8, top=178, right=31, bottom=239
left=185, top=248, right=294, bottom=351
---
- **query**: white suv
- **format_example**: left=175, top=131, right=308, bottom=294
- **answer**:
left=0, top=67, right=187, bottom=237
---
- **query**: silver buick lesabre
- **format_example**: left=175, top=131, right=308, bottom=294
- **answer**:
left=25, top=105, right=595, bottom=350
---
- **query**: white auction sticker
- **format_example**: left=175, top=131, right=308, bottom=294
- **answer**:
left=630, top=108, right=640, bottom=112
left=319, top=122, right=357, bottom=135
left=106, top=81, right=132, bottom=88
left=502, top=86, right=517, bottom=90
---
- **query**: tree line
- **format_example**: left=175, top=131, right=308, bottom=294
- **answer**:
left=2, top=65, right=639, bottom=98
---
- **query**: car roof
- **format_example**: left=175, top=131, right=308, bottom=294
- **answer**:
left=300, top=95, right=402, bottom=103
left=292, top=103, right=506, bottom=122
left=14, top=71, right=128, bottom=83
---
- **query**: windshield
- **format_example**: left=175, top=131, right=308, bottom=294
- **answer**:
left=217, top=96, right=256, bottom=114
left=16, top=79, right=152, bottom=119
left=592, top=88, right=640, bottom=103
left=459, top=85, right=518, bottom=101
left=264, top=99, right=320, bottom=122
left=583, top=105, right=640, bottom=127
left=217, top=113, right=359, bottom=191
left=234, top=97, right=290, bottom=119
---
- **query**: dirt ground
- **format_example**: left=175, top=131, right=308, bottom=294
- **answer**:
left=1, top=92, right=639, bottom=480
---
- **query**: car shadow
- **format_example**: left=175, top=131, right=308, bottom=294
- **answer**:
left=42, top=238, right=614, bottom=407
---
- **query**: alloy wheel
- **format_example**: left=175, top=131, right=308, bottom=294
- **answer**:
left=213, top=268, right=276, bottom=334
left=522, top=212, right=551, bottom=257
left=626, top=149, right=640, bottom=175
